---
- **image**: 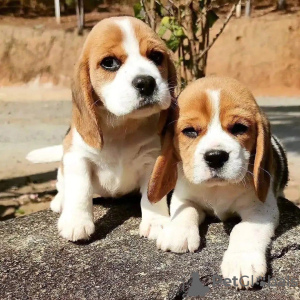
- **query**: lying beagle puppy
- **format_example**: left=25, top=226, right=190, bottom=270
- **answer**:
left=27, top=16, right=176, bottom=242
left=148, top=77, right=288, bottom=288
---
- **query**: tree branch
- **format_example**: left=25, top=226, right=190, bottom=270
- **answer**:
left=197, top=0, right=239, bottom=60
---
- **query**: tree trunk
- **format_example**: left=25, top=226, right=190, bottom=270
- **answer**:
left=54, top=0, right=60, bottom=24
left=245, top=0, right=251, bottom=17
left=197, top=2, right=210, bottom=79
left=76, top=0, right=84, bottom=35
left=236, top=0, right=242, bottom=18
left=277, top=0, right=286, bottom=10
left=185, top=3, right=200, bottom=79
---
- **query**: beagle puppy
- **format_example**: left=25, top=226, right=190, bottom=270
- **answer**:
left=148, top=77, right=288, bottom=288
left=27, top=16, right=176, bottom=242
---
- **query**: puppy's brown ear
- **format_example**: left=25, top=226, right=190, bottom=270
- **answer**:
left=167, top=53, right=177, bottom=98
left=147, top=54, right=178, bottom=203
left=72, top=57, right=103, bottom=149
left=156, top=54, right=177, bottom=135
left=148, top=107, right=178, bottom=203
left=253, top=110, right=272, bottom=202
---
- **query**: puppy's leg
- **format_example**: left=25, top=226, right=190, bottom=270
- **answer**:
left=50, top=167, right=64, bottom=213
left=157, top=190, right=205, bottom=253
left=221, top=192, right=279, bottom=289
left=57, top=152, right=95, bottom=241
left=139, top=177, right=169, bottom=240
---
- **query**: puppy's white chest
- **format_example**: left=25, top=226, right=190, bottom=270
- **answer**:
left=201, top=197, right=234, bottom=221
left=70, top=125, right=160, bottom=197
left=177, top=176, right=247, bottom=220
left=92, top=136, right=159, bottom=197
left=93, top=155, right=140, bottom=197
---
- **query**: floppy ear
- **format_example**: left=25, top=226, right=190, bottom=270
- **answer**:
left=156, top=54, right=177, bottom=135
left=166, top=53, right=177, bottom=98
left=72, top=57, right=103, bottom=149
left=253, top=110, right=272, bottom=202
left=147, top=54, right=178, bottom=203
left=148, top=106, right=178, bottom=203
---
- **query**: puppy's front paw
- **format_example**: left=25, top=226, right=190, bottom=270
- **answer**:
left=58, top=212, right=95, bottom=241
left=221, top=250, right=266, bottom=289
left=50, top=193, right=63, bottom=213
left=139, top=216, right=169, bottom=240
left=157, top=223, right=200, bottom=253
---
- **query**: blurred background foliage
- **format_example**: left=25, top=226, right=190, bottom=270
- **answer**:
left=0, top=0, right=297, bottom=16
left=134, top=0, right=226, bottom=85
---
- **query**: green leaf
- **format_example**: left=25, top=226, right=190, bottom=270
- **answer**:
left=134, top=3, right=144, bottom=20
left=173, top=26, right=185, bottom=37
left=165, top=35, right=180, bottom=52
left=158, top=25, right=167, bottom=38
left=207, top=10, right=219, bottom=28
left=161, top=16, right=171, bottom=27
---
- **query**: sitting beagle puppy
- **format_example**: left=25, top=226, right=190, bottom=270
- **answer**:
left=27, top=16, right=176, bottom=242
left=148, top=77, right=288, bottom=288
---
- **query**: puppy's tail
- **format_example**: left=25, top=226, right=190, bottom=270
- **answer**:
left=26, top=145, right=63, bottom=163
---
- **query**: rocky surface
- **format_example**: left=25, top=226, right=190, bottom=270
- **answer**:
left=0, top=196, right=299, bottom=299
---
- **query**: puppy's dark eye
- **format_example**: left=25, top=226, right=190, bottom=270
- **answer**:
left=229, top=123, right=248, bottom=136
left=100, top=57, right=121, bottom=71
left=148, top=51, right=164, bottom=66
left=182, top=127, right=199, bottom=138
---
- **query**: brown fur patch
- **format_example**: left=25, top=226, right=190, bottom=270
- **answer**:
left=219, top=89, right=258, bottom=154
left=71, top=19, right=126, bottom=149
left=133, top=17, right=174, bottom=87
left=175, top=90, right=212, bottom=181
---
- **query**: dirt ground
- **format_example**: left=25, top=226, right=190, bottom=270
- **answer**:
left=207, top=11, right=300, bottom=95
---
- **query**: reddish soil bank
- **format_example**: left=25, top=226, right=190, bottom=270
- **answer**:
left=1, top=11, right=299, bottom=95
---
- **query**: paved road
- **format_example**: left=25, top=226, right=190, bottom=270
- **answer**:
left=0, top=90, right=299, bottom=203
left=0, top=100, right=71, bottom=180
left=257, top=98, right=300, bottom=203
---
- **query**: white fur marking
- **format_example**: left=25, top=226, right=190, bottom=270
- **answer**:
left=116, top=19, right=140, bottom=57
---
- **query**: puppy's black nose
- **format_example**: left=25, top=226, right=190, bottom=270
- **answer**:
left=204, top=150, right=229, bottom=169
left=132, top=75, right=156, bottom=96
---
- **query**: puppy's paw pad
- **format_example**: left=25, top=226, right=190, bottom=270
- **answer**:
left=157, top=224, right=200, bottom=253
left=58, top=213, right=95, bottom=241
left=139, top=217, right=169, bottom=240
left=221, top=250, right=266, bottom=289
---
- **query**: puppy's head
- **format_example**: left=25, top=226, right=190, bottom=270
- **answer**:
left=72, top=16, right=176, bottom=149
left=148, top=77, right=272, bottom=203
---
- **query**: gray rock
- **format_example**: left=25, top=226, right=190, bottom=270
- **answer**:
left=0, top=197, right=299, bottom=300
